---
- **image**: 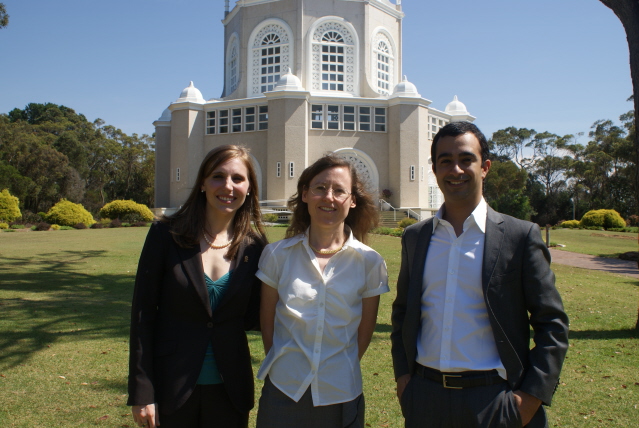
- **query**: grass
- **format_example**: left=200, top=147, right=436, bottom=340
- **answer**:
left=547, top=228, right=637, bottom=258
left=0, top=228, right=637, bottom=427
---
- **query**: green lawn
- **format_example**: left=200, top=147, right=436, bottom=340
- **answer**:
left=548, top=228, right=637, bottom=258
left=0, top=227, right=637, bottom=427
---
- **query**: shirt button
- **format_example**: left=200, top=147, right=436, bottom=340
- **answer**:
left=317, top=326, right=323, bottom=331
left=206, top=322, right=213, bottom=328
left=319, top=302, right=324, bottom=307
left=315, top=349, right=319, bottom=353
left=311, top=370, right=316, bottom=375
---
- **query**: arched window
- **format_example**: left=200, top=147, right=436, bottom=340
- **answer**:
left=310, top=18, right=358, bottom=95
left=248, top=19, right=293, bottom=96
left=226, top=34, right=240, bottom=95
left=259, top=33, right=282, bottom=92
left=372, top=31, right=394, bottom=96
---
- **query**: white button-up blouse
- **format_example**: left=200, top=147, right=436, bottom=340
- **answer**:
left=256, top=230, right=389, bottom=406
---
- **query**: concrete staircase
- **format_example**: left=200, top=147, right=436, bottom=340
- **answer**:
left=378, top=210, right=408, bottom=228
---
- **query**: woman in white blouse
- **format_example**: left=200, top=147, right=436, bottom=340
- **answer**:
left=256, top=155, right=389, bottom=428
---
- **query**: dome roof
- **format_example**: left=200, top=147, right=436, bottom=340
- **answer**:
left=273, top=68, right=304, bottom=91
left=176, top=81, right=205, bottom=103
left=391, top=75, right=420, bottom=98
left=445, top=95, right=468, bottom=115
left=157, top=107, right=171, bottom=122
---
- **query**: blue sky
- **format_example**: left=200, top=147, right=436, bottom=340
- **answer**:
left=0, top=0, right=632, bottom=144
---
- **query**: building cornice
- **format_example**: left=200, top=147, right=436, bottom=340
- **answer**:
left=169, top=102, right=205, bottom=112
left=387, top=96, right=432, bottom=108
left=366, top=0, right=404, bottom=20
left=153, top=120, right=172, bottom=128
left=265, top=90, right=310, bottom=101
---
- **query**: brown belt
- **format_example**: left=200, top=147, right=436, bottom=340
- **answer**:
left=415, top=364, right=506, bottom=389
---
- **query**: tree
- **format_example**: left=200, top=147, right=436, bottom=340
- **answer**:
left=489, top=127, right=536, bottom=170
left=598, top=0, right=639, bottom=329
left=0, top=3, right=8, bottom=29
left=484, top=160, right=535, bottom=220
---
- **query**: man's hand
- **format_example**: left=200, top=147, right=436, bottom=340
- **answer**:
left=513, top=390, right=541, bottom=426
left=132, top=403, right=159, bottom=428
left=396, top=374, right=411, bottom=401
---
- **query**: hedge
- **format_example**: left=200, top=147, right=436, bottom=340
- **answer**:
left=580, top=209, right=625, bottom=230
left=44, top=199, right=96, bottom=227
left=0, top=189, right=21, bottom=223
left=99, top=200, right=154, bottom=222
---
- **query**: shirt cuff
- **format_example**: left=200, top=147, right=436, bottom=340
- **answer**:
left=362, top=283, right=390, bottom=298
left=256, top=270, right=278, bottom=289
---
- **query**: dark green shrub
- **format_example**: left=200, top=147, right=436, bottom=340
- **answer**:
left=21, top=210, right=43, bottom=224
left=262, top=213, right=279, bottom=223
left=44, top=199, right=96, bottom=227
left=109, top=219, right=122, bottom=228
left=73, top=223, right=87, bottom=229
left=398, top=217, right=418, bottom=229
left=34, top=222, right=51, bottom=231
left=627, top=215, right=639, bottom=227
left=100, top=200, right=154, bottom=222
left=91, top=222, right=105, bottom=229
left=10, top=224, right=25, bottom=229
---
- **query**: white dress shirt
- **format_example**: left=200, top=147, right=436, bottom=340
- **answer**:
left=416, top=199, right=506, bottom=379
left=256, top=229, right=389, bottom=405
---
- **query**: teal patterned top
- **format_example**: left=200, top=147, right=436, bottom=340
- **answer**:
left=196, top=270, right=232, bottom=385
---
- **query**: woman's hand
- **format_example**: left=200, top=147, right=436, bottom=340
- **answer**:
left=132, top=403, right=159, bottom=428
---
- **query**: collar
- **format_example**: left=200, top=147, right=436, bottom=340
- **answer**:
left=433, top=198, right=488, bottom=234
left=281, top=226, right=361, bottom=251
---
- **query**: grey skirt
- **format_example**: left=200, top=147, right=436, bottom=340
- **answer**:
left=256, top=376, right=365, bottom=428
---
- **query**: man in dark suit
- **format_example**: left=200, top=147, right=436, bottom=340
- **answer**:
left=391, top=122, right=569, bottom=427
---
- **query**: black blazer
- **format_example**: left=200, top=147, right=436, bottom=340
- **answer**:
left=127, top=222, right=263, bottom=414
left=391, top=207, right=569, bottom=426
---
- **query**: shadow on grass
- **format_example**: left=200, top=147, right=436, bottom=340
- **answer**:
left=569, top=329, right=637, bottom=340
left=0, top=250, right=133, bottom=370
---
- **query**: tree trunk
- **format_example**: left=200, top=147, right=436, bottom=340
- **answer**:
left=598, top=0, right=639, bottom=330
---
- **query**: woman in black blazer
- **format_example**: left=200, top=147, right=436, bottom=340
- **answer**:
left=128, top=145, right=267, bottom=428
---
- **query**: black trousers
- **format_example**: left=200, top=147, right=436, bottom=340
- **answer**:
left=400, top=374, right=547, bottom=428
left=160, top=384, right=249, bottom=428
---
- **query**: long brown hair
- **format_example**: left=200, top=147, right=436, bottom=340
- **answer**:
left=162, top=145, right=267, bottom=258
left=285, top=155, right=378, bottom=244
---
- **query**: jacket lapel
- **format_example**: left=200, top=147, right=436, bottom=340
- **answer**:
left=482, top=207, right=505, bottom=293
left=406, top=221, right=434, bottom=324
left=179, top=243, right=212, bottom=318
left=215, top=240, right=249, bottom=309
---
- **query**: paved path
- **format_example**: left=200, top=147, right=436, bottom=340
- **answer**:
left=549, top=248, right=639, bottom=279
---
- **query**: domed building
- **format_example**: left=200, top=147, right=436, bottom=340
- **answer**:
left=153, top=0, right=475, bottom=217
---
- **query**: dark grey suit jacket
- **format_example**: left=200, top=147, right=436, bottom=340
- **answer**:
left=127, top=222, right=263, bottom=415
left=391, top=207, right=569, bottom=420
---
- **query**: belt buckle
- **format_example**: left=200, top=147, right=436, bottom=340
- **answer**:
left=442, top=374, right=462, bottom=389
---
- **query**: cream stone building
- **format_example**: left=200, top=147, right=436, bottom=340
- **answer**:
left=153, top=0, right=474, bottom=218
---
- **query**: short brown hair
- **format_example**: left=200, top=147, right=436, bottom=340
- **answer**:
left=162, top=145, right=267, bottom=258
left=286, top=155, right=378, bottom=244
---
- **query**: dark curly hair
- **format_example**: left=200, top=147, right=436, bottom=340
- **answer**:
left=285, top=155, right=378, bottom=244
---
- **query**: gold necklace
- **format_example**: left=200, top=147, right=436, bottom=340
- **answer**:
left=203, top=231, right=233, bottom=249
left=308, top=242, right=344, bottom=255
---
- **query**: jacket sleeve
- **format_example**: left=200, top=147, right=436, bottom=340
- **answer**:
left=243, top=242, right=264, bottom=332
left=390, top=228, right=412, bottom=380
left=519, top=223, right=569, bottom=405
left=127, top=223, right=168, bottom=406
